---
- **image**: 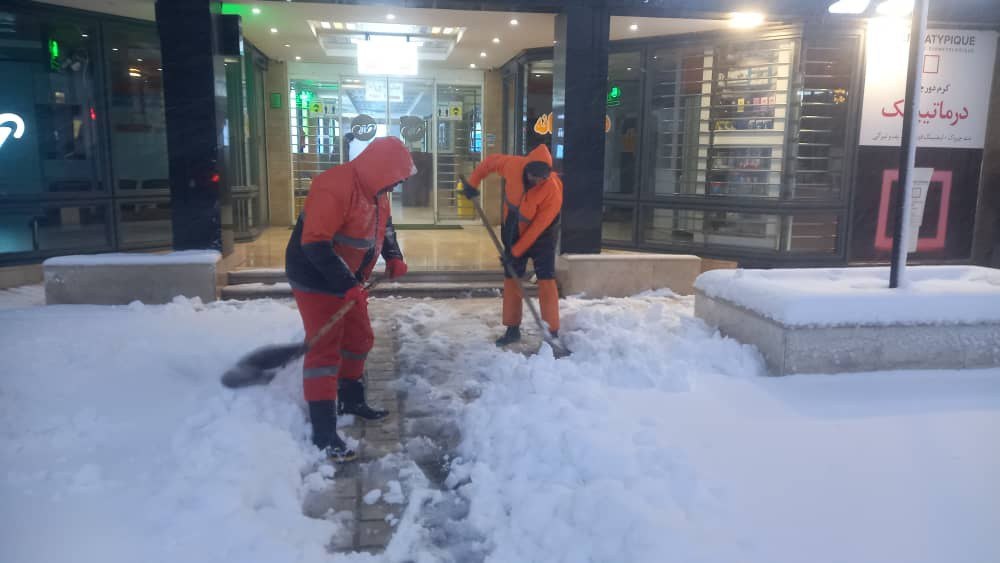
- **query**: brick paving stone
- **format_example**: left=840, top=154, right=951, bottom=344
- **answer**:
left=357, top=520, right=394, bottom=549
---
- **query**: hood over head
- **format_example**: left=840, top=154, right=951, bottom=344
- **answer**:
left=351, top=137, right=417, bottom=198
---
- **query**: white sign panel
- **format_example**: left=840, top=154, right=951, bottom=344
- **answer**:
left=907, top=167, right=934, bottom=253
left=0, top=113, right=26, bottom=151
left=364, top=80, right=404, bottom=102
left=860, top=22, right=998, bottom=149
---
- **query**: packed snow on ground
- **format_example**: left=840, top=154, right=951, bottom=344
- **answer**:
left=0, top=283, right=44, bottom=310
left=695, top=265, right=1000, bottom=326
left=2, top=291, right=998, bottom=563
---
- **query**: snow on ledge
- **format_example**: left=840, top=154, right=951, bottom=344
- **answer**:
left=43, top=250, right=221, bottom=267
left=694, top=266, right=1000, bottom=327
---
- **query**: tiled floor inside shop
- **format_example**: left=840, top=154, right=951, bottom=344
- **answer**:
left=228, top=225, right=502, bottom=271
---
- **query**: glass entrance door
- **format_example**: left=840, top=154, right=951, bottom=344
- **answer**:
left=340, top=77, right=435, bottom=225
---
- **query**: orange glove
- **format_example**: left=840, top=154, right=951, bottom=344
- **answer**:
left=385, top=258, right=408, bottom=279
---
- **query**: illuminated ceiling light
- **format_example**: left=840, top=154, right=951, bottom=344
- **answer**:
left=629, top=23, right=638, bottom=31
left=112, top=47, right=119, bottom=51
left=333, top=22, right=344, bottom=30
left=431, top=27, right=442, bottom=34
left=81, top=33, right=89, bottom=38
left=320, top=21, right=331, bottom=29
left=469, top=63, right=477, bottom=68
left=876, top=0, right=914, bottom=16
left=345, top=23, right=356, bottom=30
left=295, top=56, right=302, bottom=60
left=480, top=51, right=487, bottom=57
left=270, top=27, right=278, bottom=34
left=157, top=67, right=162, bottom=71
left=386, top=13, right=396, bottom=20
left=535, top=74, right=541, bottom=77
left=492, top=37, right=500, bottom=43
left=284, top=43, right=291, bottom=47
left=728, top=12, right=765, bottom=29
left=252, top=7, right=261, bottom=15
left=827, top=0, right=870, bottom=13
left=509, top=19, right=519, bottom=26
left=136, top=58, right=143, bottom=62
left=442, top=27, right=455, bottom=34
left=626, top=67, right=632, bottom=71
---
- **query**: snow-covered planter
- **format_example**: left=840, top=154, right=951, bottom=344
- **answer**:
left=694, top=266, right=1000, bottom=375
left=44, top=250, right=220, bottom=305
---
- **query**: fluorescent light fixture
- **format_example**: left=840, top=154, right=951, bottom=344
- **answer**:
left=431, top=27, right=442, bottom=34
left=320, top=21, right=331, bottom=29
left=509, top=19, right=519, bottom=26
left=629, top=23, right=638, bottom=31
left=876, top=0, right=913, bottom=16
left=729, top=12, right=765, bottom=28
left=386, top=13, right=396, bottom=20
left=270, top=27, right=278, bottom=33
left=480, top=51, right=487, bottom=57
left=333, top=22, right=344, bottom=30
left=355, top=35, right=418, bottom=76
left=492, top=37, right=500, bottom=43
left=252, top=7, right=261, bottom=15
left=828, top=0, right=870, bottom=13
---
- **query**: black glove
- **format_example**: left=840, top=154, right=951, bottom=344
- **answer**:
left=499, top=253, right=515, bottom=274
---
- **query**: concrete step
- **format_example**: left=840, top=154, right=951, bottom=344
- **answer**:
left=227, top=268, right=508, bottom=286
left=220, top=280, right=538, bottom=301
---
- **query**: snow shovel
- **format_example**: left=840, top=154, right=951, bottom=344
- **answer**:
left=220, top=279, right=379, bottom=388
left=459, top=175, right=571, bottom=358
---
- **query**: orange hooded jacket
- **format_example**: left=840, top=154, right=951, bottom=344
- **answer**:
left=468, top=145, right=563, bottom=257
left=285, top=137, right=415, bottom=294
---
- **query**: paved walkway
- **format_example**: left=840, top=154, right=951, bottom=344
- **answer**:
left=299, top=302, right=410, bottom=555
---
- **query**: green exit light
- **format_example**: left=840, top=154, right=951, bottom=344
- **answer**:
left=48, top=39, right=60, bottom=70
left=607, top=85, right=622, bottom=107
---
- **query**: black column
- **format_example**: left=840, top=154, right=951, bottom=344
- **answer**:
left=552, top=2, right=609, bottom=255
left=155, top=0, right=230, bottom=252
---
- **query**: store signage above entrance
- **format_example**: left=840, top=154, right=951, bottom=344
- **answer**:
left=860, top=23, right=998, bottom=149
left=351, top=114, right=378, bottom=141
left=533, top=112, right=612, bottom=135
left=0, top=113, right=26, bottom=152
left=437, top=101, right=463, bottom=121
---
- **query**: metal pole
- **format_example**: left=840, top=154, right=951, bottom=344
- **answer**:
left=889, top=0, right=929, bottom=288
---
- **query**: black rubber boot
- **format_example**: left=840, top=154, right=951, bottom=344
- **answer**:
left=308, top=400, right=357, bottom=463
left=338, top=378, right=389, bottom=420
left=495, top=325, right=521, bottom=346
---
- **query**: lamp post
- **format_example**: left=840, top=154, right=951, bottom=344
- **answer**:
left=889, top=0, right=930, bottom=288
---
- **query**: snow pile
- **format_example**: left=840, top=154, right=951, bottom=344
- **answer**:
left=695, top=265, right=1000, bottom=326
left=43, top=250, right=221, bottom=266
left=392, top=296, right=1000, bottom=563
left=0, top=298, right=338, bottom=563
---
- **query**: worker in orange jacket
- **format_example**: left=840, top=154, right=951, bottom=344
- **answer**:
left=285, top=137, right=415, bottom=463
left=463, top=145, right=563, bottom=345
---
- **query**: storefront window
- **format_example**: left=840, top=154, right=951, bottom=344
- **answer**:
left=103, top=24, right=168, bottom=195
left=0, top=204, right=111, bottom=254
left=524, top=60, right=552, bottom=154
left=641, top=207, right=782, bottom=251
left=602, top=205, right=634, bottom=243
left=117, top=200, right=171, bottom=249
left=604, top=52, right=641, bottom=195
